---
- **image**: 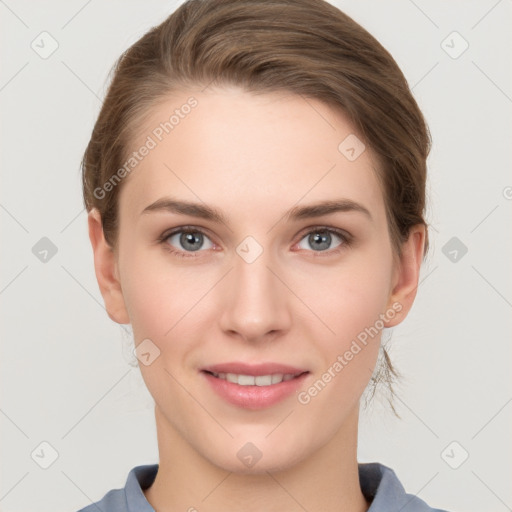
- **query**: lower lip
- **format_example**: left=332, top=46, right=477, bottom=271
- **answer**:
left=201, top=371, right=309, bottom=410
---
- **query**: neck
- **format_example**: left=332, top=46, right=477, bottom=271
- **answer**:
left=144, top=405, right=370, bottom=512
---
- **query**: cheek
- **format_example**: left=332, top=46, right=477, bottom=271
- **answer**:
left=299, top=250, right=393, bottom=340
left=294, top=269, right=387, bottom=423
left=119, top=246, right=203, bottom=339
left=295, top=248, right=392, bottom=395
left=119, top=253, right=201, bottom=406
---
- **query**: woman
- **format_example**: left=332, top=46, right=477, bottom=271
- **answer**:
left=78, top=0, right=450, bottom=510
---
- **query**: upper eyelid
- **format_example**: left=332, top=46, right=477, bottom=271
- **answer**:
left=161, top=225, right=216, bottom=242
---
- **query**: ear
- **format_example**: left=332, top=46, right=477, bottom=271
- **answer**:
left=88, top=208, right=130, bottom=325
left=384, top=224, right=426, bottom=328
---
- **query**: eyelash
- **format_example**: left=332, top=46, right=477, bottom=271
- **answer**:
left=157, top=225, right=353, bottom=259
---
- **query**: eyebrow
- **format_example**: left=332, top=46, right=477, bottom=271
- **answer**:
left=140, top=197, right=373, bottom=224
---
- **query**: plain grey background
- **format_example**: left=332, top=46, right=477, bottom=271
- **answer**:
left=1, top=1, right=511, bottom=511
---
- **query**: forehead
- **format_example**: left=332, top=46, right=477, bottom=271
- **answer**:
left=118, top=87, right=386, bottom=224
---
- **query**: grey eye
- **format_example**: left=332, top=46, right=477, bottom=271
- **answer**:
left=166, top=230, right=214, bottom=252
left=297, top=230, right=344, bottom=252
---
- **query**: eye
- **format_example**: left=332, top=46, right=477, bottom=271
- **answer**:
left=158, top=225, right=351, bottom=259
left=160, top=227, right=214, bottom=258
left=296, top=227, right=351, bottom=255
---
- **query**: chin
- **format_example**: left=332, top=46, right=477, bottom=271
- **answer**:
left=205, top=436, right=309, bottom=475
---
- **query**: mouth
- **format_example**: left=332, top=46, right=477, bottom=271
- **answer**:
left=200, top=362, right=310, bottom=409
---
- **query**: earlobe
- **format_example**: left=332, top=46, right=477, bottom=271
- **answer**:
left=384, top=225, right=426, bottom=328
left=88, top=209, right=130, bottom=325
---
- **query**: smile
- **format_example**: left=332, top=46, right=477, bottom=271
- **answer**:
left=201, top=366, right=310, bottom=409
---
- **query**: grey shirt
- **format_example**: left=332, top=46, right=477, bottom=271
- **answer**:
left=76, top=462, right=451, bottom=512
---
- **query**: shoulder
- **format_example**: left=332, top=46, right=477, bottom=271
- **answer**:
left=76, top=487, right=127, bottom=512
left=75, top=464, right=158, bottom=512
left=359, top=462, right=452, bottom=512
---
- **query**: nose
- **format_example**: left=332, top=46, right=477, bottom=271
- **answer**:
left=218, top=247, right=292, bottom=343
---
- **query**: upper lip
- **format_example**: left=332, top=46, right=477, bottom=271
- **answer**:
left=201, top=362, right=309, bottom=376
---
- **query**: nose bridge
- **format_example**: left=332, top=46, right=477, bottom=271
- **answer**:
left=218, top=243, right=290, bottom=340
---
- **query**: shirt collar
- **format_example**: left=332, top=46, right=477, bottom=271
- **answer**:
left=123, top=462, right=432, bottom=512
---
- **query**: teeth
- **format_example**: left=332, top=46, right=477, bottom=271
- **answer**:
left=255, top=375, right=272, bottom=386
left=238, top=374, right=255, bottom=386
left=271, top=373, right=283, bottom=384
left=210, top=372, right=299, bottom=386
left=226, top=373, right=238, bottom=383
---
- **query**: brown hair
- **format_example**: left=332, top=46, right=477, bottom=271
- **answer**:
left=81, top=0, right=431, bottom=416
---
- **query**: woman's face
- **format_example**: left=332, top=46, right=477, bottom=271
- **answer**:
left=95, top=86, right=421, bottom=473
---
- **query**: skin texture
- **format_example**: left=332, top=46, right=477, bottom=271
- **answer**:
left=88, top=86, right=425, bottom=512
